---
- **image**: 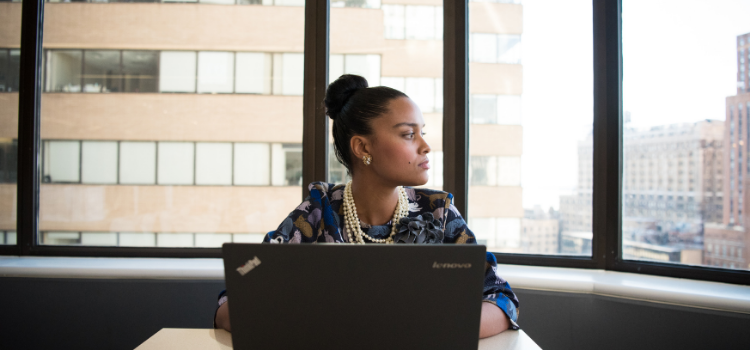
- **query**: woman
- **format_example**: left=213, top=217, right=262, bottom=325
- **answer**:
left=214, top=74, right=519, bottom=338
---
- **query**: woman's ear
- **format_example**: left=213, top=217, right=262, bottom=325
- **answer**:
left=350, top=135, right=370, bottom=161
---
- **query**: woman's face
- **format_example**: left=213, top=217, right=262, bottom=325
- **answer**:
left=363, top=97, right=431, bottom=187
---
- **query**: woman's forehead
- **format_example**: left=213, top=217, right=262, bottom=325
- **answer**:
left=379, top=97, right=424, bottom=127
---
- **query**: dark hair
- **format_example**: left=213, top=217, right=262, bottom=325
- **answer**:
left=325, top=74, right=407, bottom=175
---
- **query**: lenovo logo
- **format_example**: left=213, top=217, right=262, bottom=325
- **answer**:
left=237, top=256, right=261, bottom=276
left=432, top=262, right=472, bottom=269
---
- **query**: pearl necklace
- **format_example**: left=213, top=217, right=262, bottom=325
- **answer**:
left=343, top=180, right=409, bottom=244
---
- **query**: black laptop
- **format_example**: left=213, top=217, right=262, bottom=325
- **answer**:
left=222, top=243, right=487, bottom=350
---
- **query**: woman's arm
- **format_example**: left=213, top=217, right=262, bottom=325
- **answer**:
left=479, top=301, right=510, bottom=338
left=215, top=301, right=231, bottom=332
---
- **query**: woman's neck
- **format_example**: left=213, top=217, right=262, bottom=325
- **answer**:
left=349, top=174, right=400, bottom=226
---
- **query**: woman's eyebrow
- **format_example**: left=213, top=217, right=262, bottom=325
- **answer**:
left=392, top=122, right=425, bottom=128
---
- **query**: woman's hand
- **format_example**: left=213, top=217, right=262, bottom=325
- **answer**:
left=479, top=302, right=510, bottom=338
left=215, top=301, right=232, bottom=332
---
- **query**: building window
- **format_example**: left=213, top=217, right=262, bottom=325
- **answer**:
left=470, top=156, right=521, bottom=186
left=159, top=51, right=198, bottom=93
left=197, top=51, right=235, bottom=94
left=157, top=142, right=195, bottom=185
left=0, top=49, right=20, bottom=92
left=81, top=141, right=118, bottom=185
left=470, top=34, right=522, bottom=64
left=195, top=142, right=233, bottom=185
left=235, top=52, right=272, bottom=94
left=43, top=141, right=81, bottom=183
left=119, top=141, right=157, bottom=185
left=382, top=5, right=442, bottom=40
left=381, top=77, right=443, bottom=113
left=329, top=54, right=381, bottom=87
left=470, top=95, right=522, bottom=125
left=0, top=139, right=18, bottom=183
left=234, top=143, right=271, bottom=185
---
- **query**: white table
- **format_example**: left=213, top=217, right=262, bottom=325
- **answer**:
left=135, top=328, right=542, bottom=350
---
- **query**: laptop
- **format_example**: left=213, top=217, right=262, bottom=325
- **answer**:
left=222, top=243, right=487, bottom=350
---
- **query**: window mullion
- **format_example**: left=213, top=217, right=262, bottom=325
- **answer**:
left=302, top=0, right=330, bottom=200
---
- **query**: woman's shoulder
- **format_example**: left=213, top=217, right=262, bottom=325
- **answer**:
left=307, top=182, right=345, bottom=201
left=405, top=187, right=454, bottom=207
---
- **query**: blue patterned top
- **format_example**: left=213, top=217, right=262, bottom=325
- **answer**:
left=216, top=182, right=520, bottom=329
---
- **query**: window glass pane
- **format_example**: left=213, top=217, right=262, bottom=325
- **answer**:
left=281, top=53, right=304, bottom=96
left=83, top=50, right=121, bottom=93
left=284, top=144, right=302, bottom=186
left=623, top=1, right=750, bottom=270
left=197, top=51, right=234, bottom=94
left=469, top=0, right=592, bottom=255
left=39, top=1, right=305, bottom=248
left=159, top=51, right=197, bottom=93
left=81, top=141, right=118, bottom=184
left=405, top=77, right=435, bottom=113
left=344, top=54, right=381, bottom=87
left=119, top=142, right=156, bottom=185
left=195, top=232, right=232, bottom=247
left=157, top=142, right=195, bottom=185
left=234, top=143, right=270, bottom=185
left=122, top=51, right=158, bottom=93
left=329, top=54, right=345, bottom=85
left=119, top=232, right=156, bottom=247
left=0, top=49, right=20, bottom=92
left=46, top=50, right=82, bottom=92
left=195, top=142, right=232, bottom=185
left=0, top=140, right=18, bottom=184
left=497, top=34, right=522, bottom=64
left=80, top=232, right=118, bottom=246
left=44, top=141, right=80, bottom=183
left=470, top=33, right=498, bottom=63
left=470, top=95, right=497, bottom=124
left=497, top=95, right=521, bottom=125
left=235, top=52, right=271, bottom=94
left=383, top=5, right=405, bottom=40
left=157, top=233, right=194, bottom=247
left=380, top=76, right=405, bottom=92
left=405, top=6, right=436, bottom=40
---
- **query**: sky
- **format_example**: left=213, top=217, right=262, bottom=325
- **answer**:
left=518, top=0, right=750, bottom=211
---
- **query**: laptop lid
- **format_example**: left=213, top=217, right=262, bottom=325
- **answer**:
left=223, top=244, right=486, bottom=350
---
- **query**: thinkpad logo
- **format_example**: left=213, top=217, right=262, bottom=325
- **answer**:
left=432, top=262, right=472, bottom=269
left=237, top=256, right=261, bottom=276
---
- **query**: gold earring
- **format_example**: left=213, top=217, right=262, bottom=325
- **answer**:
left=362, top=154, right=372, bottom=165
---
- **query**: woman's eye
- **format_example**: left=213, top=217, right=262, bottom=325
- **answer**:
left=404, top=133, right=415, bottom=139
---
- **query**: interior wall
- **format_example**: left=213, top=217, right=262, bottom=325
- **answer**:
left=0, top=278, right=748, bottom=350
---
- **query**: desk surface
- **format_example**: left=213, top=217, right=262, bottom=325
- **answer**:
left=135, top=328, right=541, bottom=350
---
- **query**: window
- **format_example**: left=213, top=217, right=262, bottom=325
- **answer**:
left=6, top=0, right=747, bottom=284
left=382, top=5, right=442, bottom=40
left=81, top=141, right=118, bottom=184
left=234, top=143, right=270, bottom=185
left=622, top=1, right=749, bottom=271
left=195, top=142, right=233, bottom=185
left=197, top=51, right=235, bottom=94
left=43, top=141, right=80, bottom=183
left=159, top=51, right=197, bottom=93
left=119, top=142, right=157, bottom=185
left=468, top=0, right=589, bottom=256
left=157, top=142, right=195, bottom=185
left=0, top=49, right=20, bottom=92
left=470, top=33, right=522, bottom=64
left=235, top=53, right=272, bottom=94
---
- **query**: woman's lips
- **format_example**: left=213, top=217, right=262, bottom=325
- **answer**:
left=419, top=160, right=430, bottom=170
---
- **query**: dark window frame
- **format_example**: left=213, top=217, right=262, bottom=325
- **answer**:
left=4, top=0, right=749, bottom=286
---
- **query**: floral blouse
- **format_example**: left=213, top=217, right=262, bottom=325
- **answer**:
left=217, top=182, right=520, bottom=329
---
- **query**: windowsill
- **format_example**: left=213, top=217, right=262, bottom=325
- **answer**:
left=1, top=256, right=748, bottom=314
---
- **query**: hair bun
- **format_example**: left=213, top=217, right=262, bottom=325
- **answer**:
left=325, top=74, right=369, bottom=120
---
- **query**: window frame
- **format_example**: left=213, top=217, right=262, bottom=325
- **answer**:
left=4, top=0, right=749, bottom=286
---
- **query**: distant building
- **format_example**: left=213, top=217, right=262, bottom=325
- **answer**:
left=521, top=206, right=560, bottom=254
left=704, top=32, right=750, bottom=270
left=560, top=120, right=724, bottom=257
